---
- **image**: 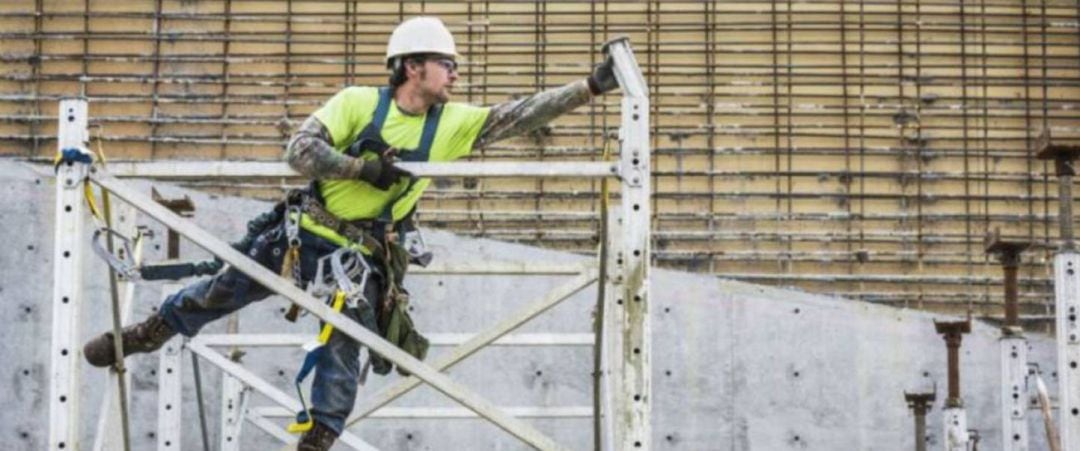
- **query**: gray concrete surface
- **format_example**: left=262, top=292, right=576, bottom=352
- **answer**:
left=0, top=160, right=1063, bottom=450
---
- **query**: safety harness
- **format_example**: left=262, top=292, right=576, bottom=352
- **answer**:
left=284, top=86, right=436, bottom=433
left=282, top=85, right=439, bottom=318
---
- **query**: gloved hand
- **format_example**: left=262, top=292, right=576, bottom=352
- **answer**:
left=357, top=152, right=411, bottom=190
left=587, top=54, right=618, bottom=95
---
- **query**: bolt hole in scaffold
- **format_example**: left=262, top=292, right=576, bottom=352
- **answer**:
left=49, top=39, right=651, bottom=451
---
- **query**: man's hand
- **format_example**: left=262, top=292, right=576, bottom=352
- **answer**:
left=357, top=152, right=412, bottom=190
left=587, top=54, right=618, bottom=96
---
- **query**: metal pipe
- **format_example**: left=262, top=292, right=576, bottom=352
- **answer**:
left=935, top=320, right=972, bottom=407
left=905, top=392, right=935, bottom=451
left=986, top=233, right=1031, bottom=330
left=190, top=352, right=211, bottom=451
left=1004, top=264, right=1020, bottom=327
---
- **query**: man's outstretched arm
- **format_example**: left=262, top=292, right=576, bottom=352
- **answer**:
left=473, top=57, right=618, bottom=149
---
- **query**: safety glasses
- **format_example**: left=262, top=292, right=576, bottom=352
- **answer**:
left=429, top=57, right=458, bottom=73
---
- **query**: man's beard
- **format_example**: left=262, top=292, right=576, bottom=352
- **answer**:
left=419, top=69, right=450, bottom=103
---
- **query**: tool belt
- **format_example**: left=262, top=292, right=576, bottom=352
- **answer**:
left=290, top=191, right=429, bottom=376
left=298, top=195, right=387, bottom=256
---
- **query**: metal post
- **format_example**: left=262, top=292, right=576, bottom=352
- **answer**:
left=602, top=205, right=624, bottom=451
left=157, top=285, right=183, bottom=451
left=986, top=230, right=1032, bottom=451
left=935, top=320, right=971, bottom=451
left=92, top=202, right=142, bottom=451
left=1000, top=336, right=1029, bottom=451
left=607, top=37, right=652, bottom=451
left=1034, top=129, right=1080, bottom=449
left=904, top=392, right=935, bottom=451
left=149, top=193, right=192, bottom=451
left=50, top=98, right=90, bottom=451
left=219, top=375, right=248, bottom=451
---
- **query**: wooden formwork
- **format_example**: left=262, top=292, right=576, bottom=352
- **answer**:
left=3, top=0, right=1079, bottom=320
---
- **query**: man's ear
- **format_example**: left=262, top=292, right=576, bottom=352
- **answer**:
left=404, top=58, right=425, bottom=80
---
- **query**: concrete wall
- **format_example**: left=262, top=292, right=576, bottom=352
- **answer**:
left=0, top=159, right=1065, bottom=450
left=3, top=1, right=1080, bottom=314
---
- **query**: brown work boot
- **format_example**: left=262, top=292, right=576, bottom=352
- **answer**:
left=298, top=421, right=337, bottom=451
left=83, top=312, right=177, bottom=367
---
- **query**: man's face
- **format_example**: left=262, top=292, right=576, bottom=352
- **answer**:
left=413, top=56, right=458, bottom=103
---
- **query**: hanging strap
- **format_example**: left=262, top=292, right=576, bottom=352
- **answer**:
left=356, top=86, right=443, bottom=163
left=287, top=290, right=347, bottom=434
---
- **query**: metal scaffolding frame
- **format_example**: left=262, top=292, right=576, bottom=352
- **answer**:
left=49, top=39, right=650, bottom=451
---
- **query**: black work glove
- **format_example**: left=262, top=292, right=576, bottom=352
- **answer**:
left=587, top=54, right=618, bottom=95
left=358, top=152, right=411, bottom=190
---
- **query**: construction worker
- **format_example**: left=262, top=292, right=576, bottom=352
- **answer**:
left=83, top=16, right=619, bottom=450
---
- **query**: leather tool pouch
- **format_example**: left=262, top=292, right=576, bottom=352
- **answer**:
left=370, top=241, right=430, bottom=376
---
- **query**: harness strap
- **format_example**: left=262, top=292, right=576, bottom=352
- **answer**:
left=309, top=86, right=444, bottom=242
left=287, top=290, right=347, bottom=434
left=299, top=195, right=386, bottom=256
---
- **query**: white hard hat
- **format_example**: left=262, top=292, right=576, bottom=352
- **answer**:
left=386, top=17, right=458, bottom=65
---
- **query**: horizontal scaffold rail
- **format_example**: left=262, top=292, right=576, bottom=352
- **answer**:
left=102, top=160, right=620, bottom=179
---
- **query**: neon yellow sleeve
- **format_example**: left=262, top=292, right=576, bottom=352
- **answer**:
left=313, top=86, right=378, bottom=150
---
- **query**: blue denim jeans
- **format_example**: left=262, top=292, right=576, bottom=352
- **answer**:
left=158, top=224, right=383, bottom=436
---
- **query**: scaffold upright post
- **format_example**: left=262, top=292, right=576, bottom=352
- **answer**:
left=50, top=97, right=90, bottom=451
left=157, top=284, right=183, bottom=451
left=986, top=230, right=1032, bottom=451
left=1035, top=129, right=1080, bottom=450
left=606, top=37, right=651, bottom=450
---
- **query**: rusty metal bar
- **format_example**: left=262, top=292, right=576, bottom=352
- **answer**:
left=151, top=188, right=195, bottom=259
left=935, top=319, right=972, bottom=407
left=905, top=392, right=935, bottom=451
left=1034, top=129, right=1080, bottom=249
left=985, top=230, right=1032, bottom=329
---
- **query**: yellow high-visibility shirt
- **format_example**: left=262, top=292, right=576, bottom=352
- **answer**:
left=302, top=86, right=489, bottom=246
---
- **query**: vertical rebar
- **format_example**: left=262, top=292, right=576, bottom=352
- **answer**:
left=30, top=0, right=43, bottom=157
left=840, top=0, right=853, bottom=277
left=960, top=0, right=973, bottom=302
left=218, top=0, right=233, bottom=160
left=148, top=0, right=164, bottom=159
left=705, top=0, right=717, bottom=273
left=770, top=0, right=782, bottom=274
left=1060, top=173, right=1075, bottom=249
left=1021, top=0, right=1036, bottom=252
left=80, top=0, right=89, bottom=98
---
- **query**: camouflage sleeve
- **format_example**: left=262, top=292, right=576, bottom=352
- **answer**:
left=284, top=115, right=366, bottom=180
left=473, top=79, right=593, bottom=150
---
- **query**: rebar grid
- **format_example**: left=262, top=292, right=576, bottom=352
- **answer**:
left=4, top=0, right=1079, bottom=318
